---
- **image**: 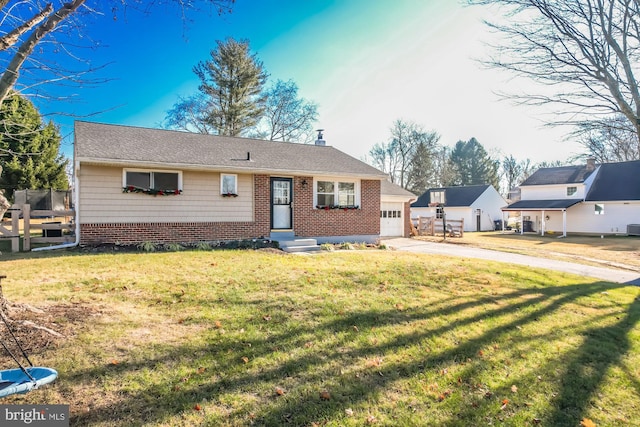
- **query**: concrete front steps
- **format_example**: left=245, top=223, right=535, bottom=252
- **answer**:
left=270, top=231, right=321, bottom=253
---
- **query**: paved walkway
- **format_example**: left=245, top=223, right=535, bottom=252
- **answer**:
left=383, top=238, right=640, bottom=286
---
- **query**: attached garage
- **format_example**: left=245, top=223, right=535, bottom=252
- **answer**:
left=380, top=180, right=416, bottom=237
left=380, top=201, right=404, bottom=237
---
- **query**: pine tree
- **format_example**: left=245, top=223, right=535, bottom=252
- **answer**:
left=193, top=38, right=269, bottom=136
left=447, top=138, right=499, bottom=189
left=0, top=93, right=68, bottom=199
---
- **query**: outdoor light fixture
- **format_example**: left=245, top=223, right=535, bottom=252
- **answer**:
left=301, top=179, right=308, bottom=188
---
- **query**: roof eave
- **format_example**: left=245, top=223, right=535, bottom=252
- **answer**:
left=76, top=157, right=388, bottom=179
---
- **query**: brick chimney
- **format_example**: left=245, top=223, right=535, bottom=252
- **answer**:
left=586, top=158, right=596, bottom=171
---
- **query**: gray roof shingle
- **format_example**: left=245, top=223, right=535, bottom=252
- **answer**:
left=520, top=165, right=595, bottom=186
left=380, top=180, right=416, bottom=198
left=503, top=199, right=583, bottom=210
left=75, top=121, right=388, bottom=179
left=585, top=160, right=640, bottom=201
left=411, top=185, right=491, bottom=207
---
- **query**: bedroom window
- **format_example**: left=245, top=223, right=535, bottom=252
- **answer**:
left=595, top=203, right=604, bottom=215
left=567, top=186, right=577, bottom=196
left=316, top=180, right=359, bottom=208
left=124, top=170, right=181, bottom=192
left=221, top=173, right=238, bottom=195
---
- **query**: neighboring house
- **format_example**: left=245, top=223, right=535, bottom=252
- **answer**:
left=73, top=121, right=401, bottom=246
left=410, top=184, right=507, bottom=232
left=502, top=159, right=640, bottom=236
left=380, top=180, right=416, bottom=238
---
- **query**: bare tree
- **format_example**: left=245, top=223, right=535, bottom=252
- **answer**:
left=0, top=1, right=235, bottom=108
left=469, top=0, right=640, bottom=159
left=261, top=79, right=318, bottom=143
left=501, top=154, right=534, bottom=193
left=163, top=93, right=215, bottom=134
left=367, top=119, right=440, bottom=189
left=571, top=114, right=640, bottom=161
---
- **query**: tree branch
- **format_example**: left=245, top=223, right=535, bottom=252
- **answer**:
left=0, top=0, right=86, bottom=106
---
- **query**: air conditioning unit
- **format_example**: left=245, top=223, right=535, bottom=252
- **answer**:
left=627, top=224, right=640, bottom=236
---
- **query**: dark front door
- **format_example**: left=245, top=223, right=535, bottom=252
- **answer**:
left=271, top=178, right=292, bottom=229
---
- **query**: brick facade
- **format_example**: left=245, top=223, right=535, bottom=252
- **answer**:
left=80, top=174, right=271, bottom=245
left=292, top=177, right=380, bottom=237
left=80, top=174, right=382, bottom=245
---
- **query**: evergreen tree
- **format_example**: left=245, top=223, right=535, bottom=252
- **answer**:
left=447, top=138, right=499, bottom=189
left=0, top=93, right=68, bottom=199
left=192, top=38, right=269, bottom=136
left=405, top=132, right=440, bottom=195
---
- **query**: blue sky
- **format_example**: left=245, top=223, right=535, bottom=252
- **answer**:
left=42, top=0, right=581, bottom=163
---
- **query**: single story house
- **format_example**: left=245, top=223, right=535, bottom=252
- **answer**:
left=502, top=159, right=640, bottom=236
left=74, top=121, right=414, bottom=247
left=410, top=184, right=507, bottom=232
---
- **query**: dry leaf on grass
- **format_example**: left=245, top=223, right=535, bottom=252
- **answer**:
left=241, top=356, right=249, bottom=364
left=275, top=387, right=285, bottom=396
left=193, top=403, right=201, bottom=411
left=580, top=419, right=596, bottom=427
left=319, top=390, right=331, bottom=400
left=511, top=385, right=518, bottom=393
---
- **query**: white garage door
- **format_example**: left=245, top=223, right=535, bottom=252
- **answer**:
left=380, top=202, right=404, bottom=237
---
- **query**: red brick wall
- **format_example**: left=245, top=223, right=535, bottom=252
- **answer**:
left=403, top=201, right=411, bottom=237
left=80, top=174, right=271, bottom=245
left=293, top=177, right=380, bottom=237
left=80, top=174, right=381, bottom=244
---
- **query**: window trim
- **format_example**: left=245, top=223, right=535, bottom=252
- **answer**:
left=314, top=178, right=360, bottom=209
left=123, top=168, right=182, bottom=192
left=220, top=173, right=238, bottom=196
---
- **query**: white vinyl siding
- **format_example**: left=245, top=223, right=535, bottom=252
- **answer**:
left=79, top=165, right=253, bottom=223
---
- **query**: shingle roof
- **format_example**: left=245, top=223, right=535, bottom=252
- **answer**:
left=503, top=199, right=583, bottom=210
left=411, top=185, right=491, bottom=207
left=520, top=165, right=595, bottom=186
left=74, top=121, right=388, bottom=179
left=585, top=160, right=640, bottom=201
left=380, top=180, right=416, bottom=198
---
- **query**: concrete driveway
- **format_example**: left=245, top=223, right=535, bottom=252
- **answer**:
left=383, top=238, right=640, bottom=286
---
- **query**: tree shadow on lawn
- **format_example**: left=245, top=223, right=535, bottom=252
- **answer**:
left=67, top=280, right=639, bottom=426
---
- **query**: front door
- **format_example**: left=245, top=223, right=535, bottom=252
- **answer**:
left=271, top=178, right=292, bottom=229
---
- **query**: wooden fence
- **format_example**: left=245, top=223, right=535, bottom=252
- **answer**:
left=411, top=216, right=464, bottom=238
left=0, top=204, right=75, bottom=252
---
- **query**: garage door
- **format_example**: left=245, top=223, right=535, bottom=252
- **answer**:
left=380, top=202, right=404, bottom=237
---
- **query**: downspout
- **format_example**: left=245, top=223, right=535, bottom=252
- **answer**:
left=32, top=162, right=80, bottom=251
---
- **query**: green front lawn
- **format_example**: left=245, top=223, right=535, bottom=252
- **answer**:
left=0, top=249, right=638, bottom=426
